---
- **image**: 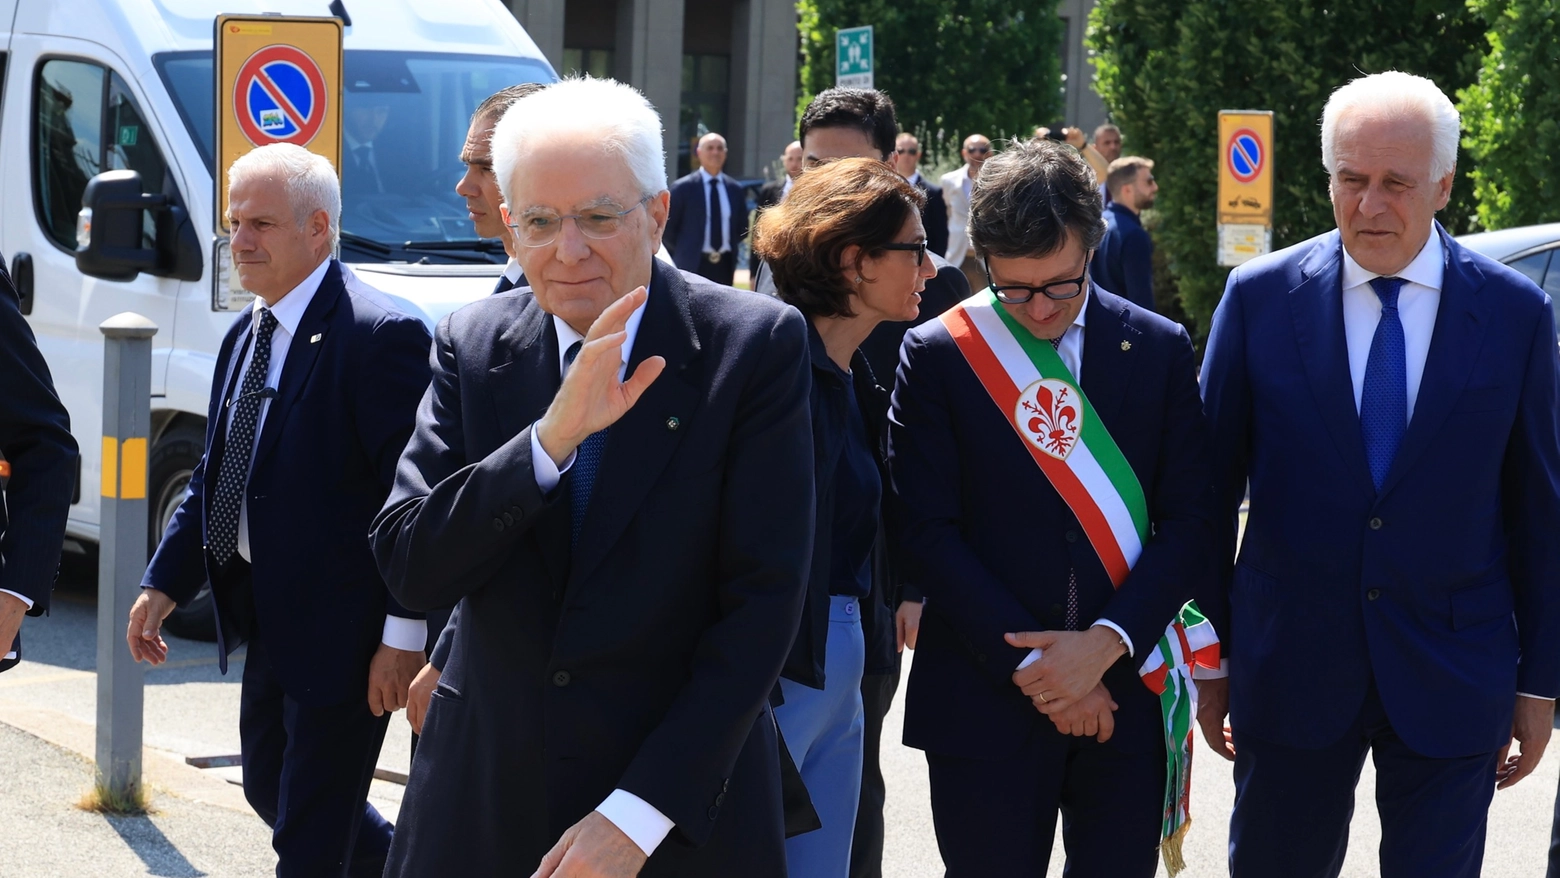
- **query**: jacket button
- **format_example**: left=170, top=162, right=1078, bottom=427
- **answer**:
left=510, top=505, right=522, bottom=517
left=552, top=670, right=572, bottom=687
left=707, top=806, right=719, bottom=820
left=715, top=792, right=726, bottom=805
left=976, top=653, right=987, bottom=663
left=502, top=512, right=514, bottom=526
left=492, top=518, right=504, bottom=531
left=1065, top=531, right=1079, bottom=543
left=722, top=779, right=730, bottom=792
left=1369, top=517, right=1383, bottom=530
left=1367, top=588, right=1381, bottom=601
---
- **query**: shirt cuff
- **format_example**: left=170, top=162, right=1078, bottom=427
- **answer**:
left=1193, top=658, right=1230, bottom=680
left=1091, top=619, right=1134, bottom=658
left=1517, top=692, right=1556, bottom=702
left=2, top=652, right=14, bottom=661
left=0, top=589, right=35, bottom=611
left=596, top=789, right=674, bottom=857
left=530, top=423, right=576, bottom=494
left=381, top=616, right=428, bottom=652
left=1016, top=647, right=1042, bottom=671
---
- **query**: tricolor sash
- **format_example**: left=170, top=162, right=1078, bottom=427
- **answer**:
left=939, top=290, right=1220, bottom=875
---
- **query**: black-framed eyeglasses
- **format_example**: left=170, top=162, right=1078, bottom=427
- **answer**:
left=879, top=241, right=928, bottom=267
left=895, top=147, right=920, bottom=155
left=506, top=193, right=654, bottom=248
left=983, top=253, right=1092, bottom=304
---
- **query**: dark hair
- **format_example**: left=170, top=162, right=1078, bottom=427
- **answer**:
left=1106, top=156, right=1153, bottom=199
left=473, top=82, right=548, bottom=125
left=752, top=158, right=925, bottom=319
left=798, top=88, right=899, bottom=160
left=969, top=138, right=1104, bottom=259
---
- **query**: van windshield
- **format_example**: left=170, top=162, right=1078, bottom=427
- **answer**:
left=155, top=51, right=551, bottom=264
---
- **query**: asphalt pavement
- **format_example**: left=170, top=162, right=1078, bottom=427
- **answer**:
left=2, top=560, right=1558, bottom=876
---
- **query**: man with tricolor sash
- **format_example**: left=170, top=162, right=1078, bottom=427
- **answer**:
left=887, top=137, right=1221, bottom=876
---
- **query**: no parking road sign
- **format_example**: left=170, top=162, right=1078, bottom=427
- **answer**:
left=1227, top=128, right=1264, bottom=183
left=1217, top=110, right=1274, bottom=266
left=216, top=15, right=343, bottom=235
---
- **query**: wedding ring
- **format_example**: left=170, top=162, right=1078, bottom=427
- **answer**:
left=1038, top=691, right=1048, bottom=703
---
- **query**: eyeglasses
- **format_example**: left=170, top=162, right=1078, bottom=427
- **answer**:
left=983, top=254, right=1092, bottom=304
left=965, top=145, right=991, bottom=155
left=506, top=194, right=653, bottom=248
left=879, top=241, right=928, bottom=267
left=895, top=147, right=920, bottom=155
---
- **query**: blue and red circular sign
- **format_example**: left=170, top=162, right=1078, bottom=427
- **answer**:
left=233, top=45, right=328, bottom=146
left=1227, top=128, right=1265, bottom=184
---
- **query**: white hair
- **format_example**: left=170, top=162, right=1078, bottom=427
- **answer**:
left=227, top=143, right=341, bottom=249
left=491, top=75, right=667, bottom=209
left=1321, top=71, right=1460, bottom=181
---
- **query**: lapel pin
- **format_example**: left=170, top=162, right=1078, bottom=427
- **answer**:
left=310, top=333, right=323, bottom=344
left=666, top=416, right=681, bottom=432
left=1120, top=340, right=1132, bottom=351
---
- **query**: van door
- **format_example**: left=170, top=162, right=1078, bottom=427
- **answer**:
left=5, top=35, right=188, bottom=539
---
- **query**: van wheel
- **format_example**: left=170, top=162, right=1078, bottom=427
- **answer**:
left=147, top=425, right=217, bottom=642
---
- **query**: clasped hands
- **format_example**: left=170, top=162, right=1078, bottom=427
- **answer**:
left=1006, top=626, right=1128, bottom=743
left=536, top=288, right=666, bottom=467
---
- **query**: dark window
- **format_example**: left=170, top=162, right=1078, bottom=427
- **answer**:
left=561, top=48, right=614, bottom=78
left=1508, top=249, right=1550, bottom=287
left=35, top=59, right=174, bottom=252
left=679, top=54, right=729, bottom=174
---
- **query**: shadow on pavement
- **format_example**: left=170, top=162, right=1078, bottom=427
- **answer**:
left=103, top=811, right=209, bottom=877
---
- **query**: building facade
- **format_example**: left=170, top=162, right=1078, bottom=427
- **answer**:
left=505, top=0, right=798, bottom=183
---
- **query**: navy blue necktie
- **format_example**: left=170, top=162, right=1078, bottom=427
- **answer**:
left=563, top=341, right=608, bottom=547
left=1361, top=276, right=1407, bottom=491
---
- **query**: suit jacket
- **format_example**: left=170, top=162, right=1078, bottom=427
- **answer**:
left=142, top=261, right=431, bottom=705
left=938, top=165, right=974, bottom=264
left=1200, top=225, right=1560, bottom=758
left=889, top=285, right=1215, bottom=758
left=372, top=259, right=814, bottom=877
left=1091, top=203, right=1155, bottom=313
left=666, top=171, right=749, bottom=273
left=751, top=178, right=788, bottom=274
left=910, top=173, right=949, bottom=262
left=0, top=262, right=77, bottom=671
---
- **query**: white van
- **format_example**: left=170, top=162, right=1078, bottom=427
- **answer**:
left=6, top=0, right=553, bottom=635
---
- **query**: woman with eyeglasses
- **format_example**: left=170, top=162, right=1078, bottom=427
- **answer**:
left=750, top=157, right=937, bottom=877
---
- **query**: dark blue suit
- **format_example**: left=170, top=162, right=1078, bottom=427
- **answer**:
left=373, top=260, right=813, bottom=877
left=666, top=171, right=747, bottom=285
left=0, top=261, right=77, bottom=672
left=1090, top=203, right=1155, bottom=313
left=143, top=261, right=432, bottom=876
left=888, top=285, right=1215, bottom=876
left=1201, top=226, right=1560, bottom=877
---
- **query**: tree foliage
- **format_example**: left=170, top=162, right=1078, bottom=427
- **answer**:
left=1087, top=0, right=1485, bottom=345
left=1458, top=0, right=1560, bottom=230
left=796, top=1, right=1065, bottom=166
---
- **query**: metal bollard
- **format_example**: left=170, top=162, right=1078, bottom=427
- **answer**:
left=96, top=312, right=158, bottom=800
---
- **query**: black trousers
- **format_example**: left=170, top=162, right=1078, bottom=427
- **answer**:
left=693, top=251, right=736, bottom=287
left=849, top=664, right=900, bottom=878
left=240, top=635, right=394, bottom=878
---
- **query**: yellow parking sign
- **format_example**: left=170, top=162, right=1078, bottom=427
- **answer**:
left=215, top=14, right=343, bottom=234
left=1217, top=111, right=1273, bottom=225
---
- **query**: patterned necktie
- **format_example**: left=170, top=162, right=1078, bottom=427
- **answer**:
left=564, top=341, right=609, bottom=547
left=1361, top=277, right=1408, bottom=492
left=210, top=309, right=278, bottom=568
left=1051, top=334, right=1081, bottom=631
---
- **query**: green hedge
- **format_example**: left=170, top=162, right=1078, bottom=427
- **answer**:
left=1087, top=0, right=1485, bottom=346
left=1459, top=0, right=1560, bottom=230
left=796, top=1, right=1065, bottom=166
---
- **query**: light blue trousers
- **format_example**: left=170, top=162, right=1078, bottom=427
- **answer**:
left=777, top=595, right=867, bottom=878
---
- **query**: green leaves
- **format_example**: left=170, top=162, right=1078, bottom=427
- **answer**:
left=796, top=1, right=1066, bottom=166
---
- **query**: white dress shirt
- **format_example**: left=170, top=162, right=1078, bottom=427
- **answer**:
left=1341, top=232, right=1443, bottom=421
left=503, top=258, right=523, bottom=286
left=698, top=168, right=732, bottom=255
left=781, top=175, right=794, bottom=201
left=524, top=290, right=671, bottom=855
left=1011, top=290, right=1139, bottom=671
left=225, top=258, right=424, bottom=652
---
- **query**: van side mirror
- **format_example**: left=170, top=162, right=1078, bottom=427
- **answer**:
left=75, top=170, right=202, bottom=283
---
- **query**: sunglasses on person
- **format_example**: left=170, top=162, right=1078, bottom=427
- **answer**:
left=983, top=253, right=1092, bottom=304
left=895, top=146, right=920, bottom=155
left=879, top=241, right=929, bottom=267
left=965, top=145, right=991, bottom=155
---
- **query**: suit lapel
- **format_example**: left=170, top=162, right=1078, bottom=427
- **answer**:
left=567, top=261, right=703, bottom=595
left=1079, top=286, right=1141, bottom=433
left=486, top=295, right=570, bottom=586
left=1377, top=227, right=1489, bottom=499
left=251, top=261, right=342, bottom=467
left=1288, top=234, right=1375, bottom=500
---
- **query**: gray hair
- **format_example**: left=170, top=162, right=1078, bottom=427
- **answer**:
left=969, top=138, right=1104, bottom=259
left=227, top=143, right=340, bottom=249
left=491, top=76, right=666, bottom=208
left=1321, top=71, right=1459, bottom=181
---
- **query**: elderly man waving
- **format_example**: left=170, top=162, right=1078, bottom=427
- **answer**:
left=372, top=77, right=814, bottom=878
